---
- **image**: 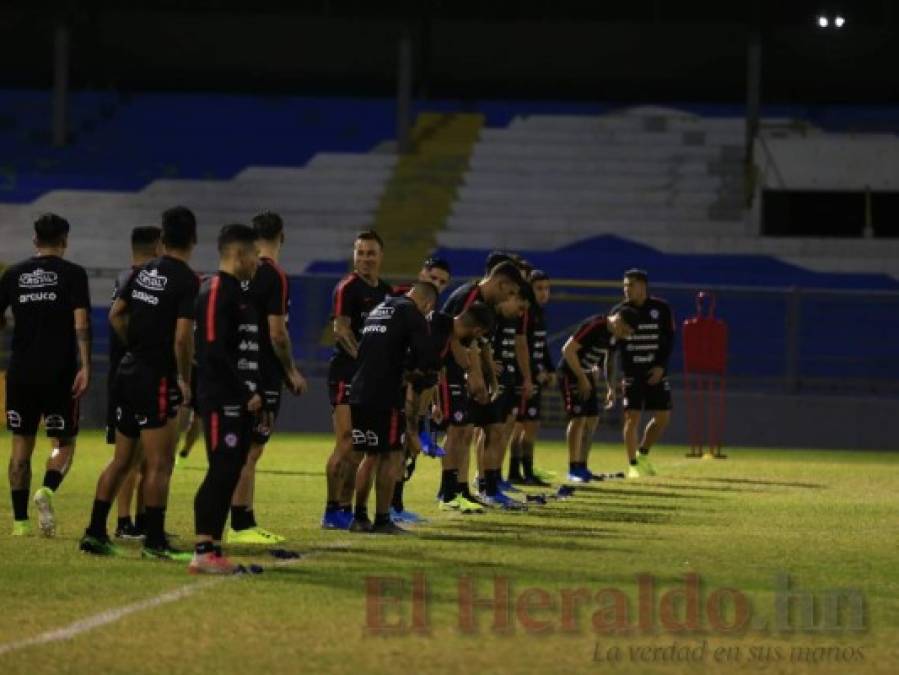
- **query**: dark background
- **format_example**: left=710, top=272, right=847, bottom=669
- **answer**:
left=1, top=0, right=897, bottom=103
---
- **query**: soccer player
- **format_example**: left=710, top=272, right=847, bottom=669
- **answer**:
left=107, top=226, right=163, bottom=539
left=226, top=211, right=307, bottom=545
left=438, top=260, right=522, bottom=512
left=389, top=256, right=452, bottom=523
left=1, top=213, right=91, bottom=536
left=473, top=289, right=530, bottom=508
left=559, top=308, right=639, bottom=482
left=347, top=282, right=436, bottom=534
left=322, top=231, right=392, bottom=529
left=80, top=206, right=199, bottom=559
left=509, top=269, right=556, bottom=486
left=189, top=224, right=263, bottom=574
left=612, top=269, right=676, bottom=478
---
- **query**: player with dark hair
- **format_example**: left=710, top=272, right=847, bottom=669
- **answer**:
left=108, top=226, right=163, bottom=540
left=188, top=224, right=263, bottom=573
left=322, top=230, right=392, bottom=529
left=80, top=206, right=198, bottom=558
left=348, top=281, right=436, bottom=534
left=226, top=211, right=307, bottom=545
left=559, top=308, right=639, bottom=482
left=611, top=269, right=675, bottom=478
left=1, top=213, right=91, bottom=536
left=509, top=269, right=556, bottom=486
left=438, top=260, right=522, bottom=513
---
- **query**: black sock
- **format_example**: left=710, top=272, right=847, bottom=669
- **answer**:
left=486, top=469, right=499, bottom=497
left=569, top=462, right=577, bottom=474
left=639, top=447, right=650, bottom=455
left=391, top=481, right=404, bottom=512
left=11, top=489, right=28, bottom=521
left=246, top=509, right=257, bottom=528
left=340, top=504, right=352, bottom=514
left=195, top=540, right=216, bottom=555
left=230, top=505, right=252, bottom=531
left=325, top=500, right=339, bottom=513
left=477, top=476, right=486, bottom=494
left=508, top=455, right=522, bottom=480
left=354, top=505, right=369, bottom=521
left=117, top=515, right=132, bottom=529
left=522, top=455, right=535, bottom=479
left=134, top=511, right=146, bottom=533
left=374, top=512, right=391, bottom=526
left=42, top=470, right=63, bottom=492
left=441, top=470, right=458, bottom=503
left=143, top=506, right=166, bottom=548
left=87, top=499, right=112, bottom=538
left=576, top=462, right=587, bottom=471
left=630, top=459, right=638, bottom=466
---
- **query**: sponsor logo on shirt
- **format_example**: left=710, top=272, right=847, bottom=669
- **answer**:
left=6, top=410, right=22, bottom=428
left=238, top=340, right=260, bottom=352
left=19, top=292, right=57, bottom=303
left=362, top=324, right=388, bottom=335
left=237, top=358, right=259, bottom=371
left=225, top=433, right=238, bottom=448
left=135, top=269, right=168, bottom=292
left=45, top=414, right=66, bottom=431
left=368, top=305, right=395, bottom=320
left=18, top=269, right=58, bottom=288
left=131, top=290, right=159, bottom=306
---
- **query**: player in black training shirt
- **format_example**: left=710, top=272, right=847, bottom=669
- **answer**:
left=1, top=214, right=91, bottom=537
left=80, top=207, right=199, bottom=559
left=611, top=269, right=675, bottom=478
left=105, top=226, right=162, bottom=540
left=322, top=231, right=392, bottom=530
left=559, top=308, right=639, bottom=482
left=226, top=211, right=307, bottom=545
left=509, top=270, right=557, bottom=486
left=189, top=225, right=264, bottom=574
left=437, top=259, right=522, bottom=512
left=347, top=282, right=436, bottom=535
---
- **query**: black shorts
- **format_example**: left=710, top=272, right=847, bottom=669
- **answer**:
left=113, top=356, right=182, bottom=439
left=350, top=406, right=405, bottom=455
left=560, top=371, right=599, bottom=418
left=441, top=370, right=470, bottom=427
left=469, top=383, right=517, bottom=428
left=251, top=383, right=282, bottom=445
left=328, top=355, right=355, bottom=408
left=622, top=375, right=673, bottom=412
left=5, top=370, right=80, bottom=438
left=203, top=404, right=252, bottom=461
left=516, top=386, right=543, bottom=422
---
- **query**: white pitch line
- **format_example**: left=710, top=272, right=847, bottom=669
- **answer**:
left=0, top=557, right=306, bottom=659
left=0, top=578, right=223, bottom=657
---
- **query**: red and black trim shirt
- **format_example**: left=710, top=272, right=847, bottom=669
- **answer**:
left=194, top=271, right=261, bottom=413
left=245, top=256, right=290, bottom=385
left=610, top=297, right=675, bottom=376
left=557, top=314, right=614, bottom=378
left=330, top=272, right=392, bottom=362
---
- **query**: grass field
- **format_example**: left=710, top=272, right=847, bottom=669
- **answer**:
left=0, top=430, right=896, bottom=675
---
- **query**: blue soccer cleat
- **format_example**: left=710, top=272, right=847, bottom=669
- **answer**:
left=420, top=431, right=446, bottom=458
left=390, top=508, right=428, bottom=524
left=497, top=479, right=521, bottom=493
left=321, top=510, right=351, bottom=530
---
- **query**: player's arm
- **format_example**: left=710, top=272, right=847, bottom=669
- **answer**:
left=71, top=267, right=92, bottom=397
left=269, top=314, right=307, bottom=395
left=480, top=341, right=500, bottom=393
left=108, top=298, right=129, bottom=343
left=562, top=335, right=592, bottom=399
left=174, top=317, right=194, bottom=403
left=332, top=315, right=358, bottom=358
left=0, top=271, right=10, bottom=331
left=72, top=307, right=91, bottom=398
left=515, top=333, right=533, bottom=398
left=649, top=303, right=675, bottom=385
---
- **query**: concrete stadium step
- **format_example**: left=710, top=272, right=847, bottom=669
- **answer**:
left=444, top=214, right=747, bottom=236
left=456, top=184, right=719, bottom=207
left=461, top=171, right=721, bottom=192
left=473, top=139, right=722, bottom=161
left=467, top=153, right=712, bottom=176
left=451, top=200, right=710, bottom=220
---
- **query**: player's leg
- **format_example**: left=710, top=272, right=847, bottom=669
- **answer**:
left=190, top=411, right=251, bottom=574
left=80, top=430, right=140, bottom=555
left=622, top=377, right=649, bottom=478
left=636, top=379, right=672, bottom=475
left=177, top=407, right=201, bottom=463
left=508, top=422, right=524, bottom=482
left=115, top=465, right=141, bottom=539
left=566, top=415, right=586, bottom=481
left=519, top=419, right=548, bottom=486
left=323, top=398, right=354, bottom=528
left=580, top=415, right=599, bottom=474
left=8, top=435, right=37, bottom=536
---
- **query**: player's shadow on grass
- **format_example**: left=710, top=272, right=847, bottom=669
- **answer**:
left=178, top=466, right=324, bottom=478
left=573, top=485, right=721, bottom=500
left=440, top=520, right=617, bottom=539
left=687, top=477, right=827, bottom=490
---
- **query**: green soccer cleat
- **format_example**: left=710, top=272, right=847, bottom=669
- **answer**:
left=225, top=527, right=285, bottom=545
left=11, top=520, right=32, bottom=537
left=446, top=494, right=484, bottom=514
left=79, top=534, right=124, bottom=557
left=627, top=464, right=643, bottom=479
left=532, top=467, right=557, bottom=482
left=32, top=487, right=56, bottom=537
left=637, top=454, right=657, bottom=476
left=141, top=544, right=194, bottom=562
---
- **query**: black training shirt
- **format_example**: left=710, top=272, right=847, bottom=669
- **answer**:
left=558, top=314, right=614, bottom=378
